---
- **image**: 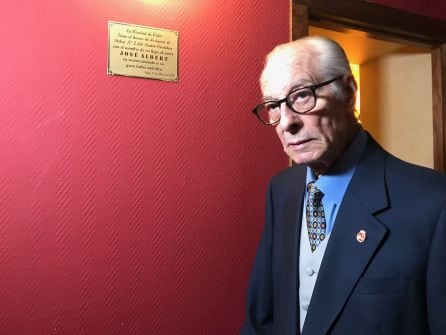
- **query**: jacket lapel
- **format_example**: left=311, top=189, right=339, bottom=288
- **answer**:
left=302, top=136, right=390, bottom=335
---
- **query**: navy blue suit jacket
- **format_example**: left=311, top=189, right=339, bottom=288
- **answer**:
left=241, top=135, right=446, bottom=335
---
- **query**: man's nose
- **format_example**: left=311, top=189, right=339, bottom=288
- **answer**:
left=278, top=102, right=302, bottom=132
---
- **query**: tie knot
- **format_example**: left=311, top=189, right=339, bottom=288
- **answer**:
left=307, top=182, right=324, bottom=201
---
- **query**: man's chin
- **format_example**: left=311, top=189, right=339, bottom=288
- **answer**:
left=288, top=152, right=319, bottom=166
left=289, top=154, right=331, bottom=175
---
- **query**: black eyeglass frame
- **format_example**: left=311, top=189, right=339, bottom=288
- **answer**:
left=252, top=75, right=344, bottom=125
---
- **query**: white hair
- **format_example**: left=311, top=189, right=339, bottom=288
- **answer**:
left=261, top=36, right=355, bottom=102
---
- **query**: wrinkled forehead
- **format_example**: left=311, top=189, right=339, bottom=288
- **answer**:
left=260, top=45, right=318, bottom=97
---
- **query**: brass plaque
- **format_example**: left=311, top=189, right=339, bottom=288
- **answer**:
left=107, top=21, right=178, bottom=82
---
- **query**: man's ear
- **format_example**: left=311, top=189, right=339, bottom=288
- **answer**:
left=343, top=75, right=357, bottom=110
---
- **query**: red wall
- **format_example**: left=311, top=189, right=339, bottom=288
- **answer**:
left=0, top=1, right=289, bottom=334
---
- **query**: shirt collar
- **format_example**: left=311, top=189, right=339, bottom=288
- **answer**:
left=306, top=128, right=367, bottom=206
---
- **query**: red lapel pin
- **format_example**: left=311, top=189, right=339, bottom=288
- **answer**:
left=356, top=230, right=367, bottom=243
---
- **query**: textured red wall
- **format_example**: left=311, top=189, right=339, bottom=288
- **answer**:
left=369, top=0, right=446, bottom=21
left=0, top=1, right=289, bottom=334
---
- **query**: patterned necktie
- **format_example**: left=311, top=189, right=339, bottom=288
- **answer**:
left=306, top=182, right=327, bottom=252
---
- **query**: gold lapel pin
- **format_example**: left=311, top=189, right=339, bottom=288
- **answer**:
left=356, top=230, right=367, bottom=243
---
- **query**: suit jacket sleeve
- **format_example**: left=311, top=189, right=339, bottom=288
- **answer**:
left=241, top=181, right=274, bottom=335
left=427, top=203, right=446, bottom=334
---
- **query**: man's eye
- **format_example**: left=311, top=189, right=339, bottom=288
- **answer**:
left=264, top=102, right=280, bottom=112
left=290, top=88, right=312, bottom=103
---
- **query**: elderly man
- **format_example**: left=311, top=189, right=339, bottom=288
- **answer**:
left=241, top=36, right=446, bottom=335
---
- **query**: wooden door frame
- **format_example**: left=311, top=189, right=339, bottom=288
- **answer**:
left=292, top=0, right=446, bottom=172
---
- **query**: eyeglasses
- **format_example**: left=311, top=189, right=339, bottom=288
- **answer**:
left=252, top=76, right=343, bottom=125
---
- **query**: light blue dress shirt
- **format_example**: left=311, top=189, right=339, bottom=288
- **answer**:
left=305, top=128, right=367, bottom=235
